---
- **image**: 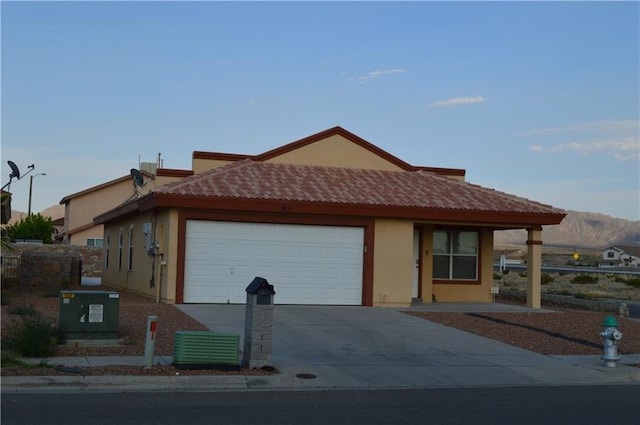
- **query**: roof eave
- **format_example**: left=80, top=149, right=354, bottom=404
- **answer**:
left=124, top=194, right=567, bottom=227
left=93, top=196, right=149, bottom=225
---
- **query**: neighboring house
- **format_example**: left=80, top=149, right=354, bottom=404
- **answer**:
left=58, top=168, right=156, bottom=246
left=95, top=126, right=566, bottom=308
left=600, top=246, right=640, bottom=268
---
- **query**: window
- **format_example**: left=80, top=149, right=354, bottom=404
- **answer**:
left=607, top=251, right=615, bottom=259
left=86, top=238, right=103, bottom=247
left=433, top=230, right=478, bottom=281
left=128, top=225, right=134, bottom=271
left=118, top=228, right=123, bottom=270
left=105, top=232, right=110, bottom=269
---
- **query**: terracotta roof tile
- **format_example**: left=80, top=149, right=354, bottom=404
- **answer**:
left=155, top=160, right=564, bottom=216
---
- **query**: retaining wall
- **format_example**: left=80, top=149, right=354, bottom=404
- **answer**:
left=499, top=289, right=629, bottom=314
left=1, top=244, right=103, bottom=292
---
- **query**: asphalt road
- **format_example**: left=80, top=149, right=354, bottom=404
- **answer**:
left=2, top=385, right=639, bottom=425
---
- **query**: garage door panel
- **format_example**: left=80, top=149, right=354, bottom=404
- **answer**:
left=184, top=221, right=363, bottom=304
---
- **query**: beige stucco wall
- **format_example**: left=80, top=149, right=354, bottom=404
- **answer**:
left=372, top=219, right=414, bottom=307
left=102, top=211, right=499, bottom=306
left=155, top=174, right=187, bottom=187
left=431, top=228, right=494, bottom=303
left=192, top=159, right=234, bottom=174
left=156, top=209, right=179, bottom=304
left=69, top=225, right=104, bottom=246
left=267, top=135, right=405, bottom=171
left=371, top=222, right=496, bottom=306
left=101, top=210, right=176, bottom=303
left=65, top=178, right=155, bottom=246
left=191, top=136, right=406, bottom=173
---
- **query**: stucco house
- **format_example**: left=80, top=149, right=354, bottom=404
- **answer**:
left=58, top=168, right=156, bottom=246
left=600, top=246, right=640, bottom=268
left=95, top=127, right=566, bottom=308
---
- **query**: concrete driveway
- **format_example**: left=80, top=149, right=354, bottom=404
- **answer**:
left=175, top=304, right=638, bottom=389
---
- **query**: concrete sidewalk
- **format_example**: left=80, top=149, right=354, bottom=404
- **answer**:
left=3, top=303, right=639, bottom=393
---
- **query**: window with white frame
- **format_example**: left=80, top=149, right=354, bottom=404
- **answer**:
left=128, top=225, right=134, bottom=271
left=433, top=230, right=479, bottom=281
left=86, top=238, right=103, bottom=247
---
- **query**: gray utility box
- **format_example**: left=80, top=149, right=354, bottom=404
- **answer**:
left=58, top=290, right=120, bottom=340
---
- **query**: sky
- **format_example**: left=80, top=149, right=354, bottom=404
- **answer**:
left=1, top=1, right=639, bottom=221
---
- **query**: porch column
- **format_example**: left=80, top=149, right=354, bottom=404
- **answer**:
left=526, top=227, right=543, bottom=308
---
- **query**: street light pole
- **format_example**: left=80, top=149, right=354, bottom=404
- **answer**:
left=28, top=173, right=46, bottom=215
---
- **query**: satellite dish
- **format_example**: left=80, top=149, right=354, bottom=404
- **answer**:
left=130, top=169, right=144, bottom=188
left=8, top=161, right=20, bottom=179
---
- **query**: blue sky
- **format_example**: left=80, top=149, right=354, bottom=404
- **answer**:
left=2, top=1, right=639, bottom=221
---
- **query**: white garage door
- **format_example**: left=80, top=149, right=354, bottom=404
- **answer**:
left=184, top=221, right=364, bottom=305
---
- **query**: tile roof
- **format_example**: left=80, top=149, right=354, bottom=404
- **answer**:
left=154, top=160, right=565, bottom=219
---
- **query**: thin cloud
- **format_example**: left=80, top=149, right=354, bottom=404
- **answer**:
left=524, top=120, right=640, bottom=161
left=519, top=120, right=639, bottom=137
left=528, top=137, right=640, bottom=161
left=429, top=96, right=486, bottom=107
left=349, top=68, right=405, bottom=84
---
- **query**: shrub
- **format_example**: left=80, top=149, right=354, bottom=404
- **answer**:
left=493, top=273, right=503, bottom=280
left=0, top=350, right=53, bottom=368
left=624, top=277, right=640, bottom=288
left=519, top=272, right=527, bottom=278
left=1, top=313, right=58, bottom=357
left=612, top=275, right=640, bottom=288
left=0, top=350, right=26, bottom=367
left=2, top=213, right=55, bottom=244
left=570, top=274, right=599, bottom=284
left=502, top=269, right=510, bottom=275
left=8, top=303, right=37, bottom=316
left=540, top=273, right=555, bottom=285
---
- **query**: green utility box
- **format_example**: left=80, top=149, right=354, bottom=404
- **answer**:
left=173, top=331, right=240, bottom=370
left=58, top=290, right=120, bottom=340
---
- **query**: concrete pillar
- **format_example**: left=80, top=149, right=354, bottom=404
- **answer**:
left=526, top=227, right=543, bottom=308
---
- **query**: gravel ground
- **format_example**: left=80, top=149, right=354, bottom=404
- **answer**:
left=2, top=286, right=639, bottom=376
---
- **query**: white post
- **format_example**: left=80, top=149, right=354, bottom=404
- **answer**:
left=144, top=315, right=158, bottom=368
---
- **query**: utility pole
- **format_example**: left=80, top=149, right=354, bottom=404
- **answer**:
left=28, top=173, right=46, bottom=215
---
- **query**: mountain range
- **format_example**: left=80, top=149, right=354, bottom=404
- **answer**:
left=495, top=210, right=639, bottom=249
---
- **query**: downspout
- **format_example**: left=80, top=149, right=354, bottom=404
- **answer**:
left=156, top=253, right=163, bottom=303
left=153, top=211, right=162, bottom=303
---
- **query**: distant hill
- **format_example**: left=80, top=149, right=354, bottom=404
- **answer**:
left=7, top=205, right=64, bottom=225
left=495, top=210, right=640, bottom=249
left=39, top=205, right=64, bottom=220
